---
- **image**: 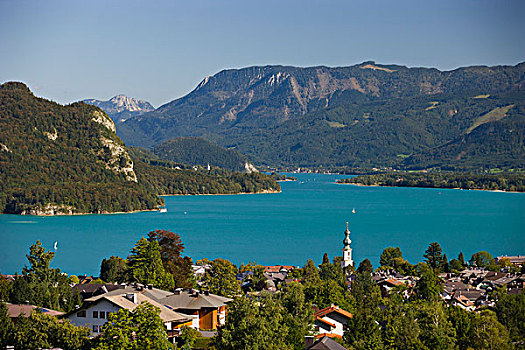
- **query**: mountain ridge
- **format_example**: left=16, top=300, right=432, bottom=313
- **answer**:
left=116, top=61, right=525, bottom=170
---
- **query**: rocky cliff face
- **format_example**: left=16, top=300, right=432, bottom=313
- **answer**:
left=90, top=109, right=138, bottom=182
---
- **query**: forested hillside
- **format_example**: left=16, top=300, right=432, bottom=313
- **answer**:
left=338, top=173, right=525, bottom=192
left=117, top=62, right=525, bottom=170
left=0, top=82, right=161, bottom=214
left=152, top=137, right=256, bottom=172
left=0, top=83, right=279, bottom=215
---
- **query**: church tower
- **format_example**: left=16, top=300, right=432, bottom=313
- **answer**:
left=342, top=222, right=354, bottom=269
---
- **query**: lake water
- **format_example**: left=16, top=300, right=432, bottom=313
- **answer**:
left=1, top=173, right=524, bottom=276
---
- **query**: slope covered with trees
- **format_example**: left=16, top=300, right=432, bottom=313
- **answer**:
left=0, top=82, right=162, bottom=214
left=0, top=82, right=280, bottom=215
left=152, top=137, right=256, bottom=172
left=338, top=172, right=525, bottom=192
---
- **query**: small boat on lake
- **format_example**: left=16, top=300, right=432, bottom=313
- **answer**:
left=159, top=208, right=167, bottom=213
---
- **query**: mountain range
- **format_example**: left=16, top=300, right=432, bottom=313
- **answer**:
left=83, top=95, right=154, bottom=123
left=116, top=61, right=525, bottom=171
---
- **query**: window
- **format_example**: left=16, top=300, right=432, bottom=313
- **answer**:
left=99, top=311, right=106, bottom=319
left=77, top=310, right=86, bottom=318
left=93, top=311, right=98, bottom=318
left=92, top=325, right=99, bottom=332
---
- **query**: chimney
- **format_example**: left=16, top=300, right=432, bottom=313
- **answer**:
left=305, top=336, right=315, bottom=349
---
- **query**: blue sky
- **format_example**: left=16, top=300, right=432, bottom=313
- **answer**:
left=1, top=0, right=524, bottom=107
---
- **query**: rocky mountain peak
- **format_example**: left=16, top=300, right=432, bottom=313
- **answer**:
left=83, top=95, right=155, bottom=123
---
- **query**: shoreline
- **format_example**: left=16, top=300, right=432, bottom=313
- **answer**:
left=4, top=189, right=282, bottom=217
left=160, top=189, right=281, bottom=197
left=337, top=182, right=523, bottom=193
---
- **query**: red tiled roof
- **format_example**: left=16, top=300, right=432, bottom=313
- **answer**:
left=315, top=333, right=343, bottom=339
left=315, top=317, right=336, bottom=328
left=264, top=265, right=295, bottom=273
left=315, top=305, right=353, bottom=319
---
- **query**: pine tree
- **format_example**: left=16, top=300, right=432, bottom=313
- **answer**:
left=424, top=242, right=443, bottom=270
left=458, top=252, right=465, bottom=266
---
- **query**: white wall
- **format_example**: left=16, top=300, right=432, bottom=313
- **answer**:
left=67, top=299, right=120, bottom=336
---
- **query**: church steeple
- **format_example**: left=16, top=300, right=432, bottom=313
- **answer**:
left=343, top=222, right=351, bottom=249
left=342, top=222, right=354, bottom=269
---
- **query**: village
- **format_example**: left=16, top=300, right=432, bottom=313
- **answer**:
left=1, top=224, right=524, bottom=349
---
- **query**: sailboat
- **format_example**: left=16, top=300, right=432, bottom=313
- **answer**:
left=352, top=208, right=356, bottom=214
left=54, top=241, right=58, bottom=250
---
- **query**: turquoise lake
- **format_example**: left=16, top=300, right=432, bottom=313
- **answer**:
left=1, top=173, right=524, bottom=276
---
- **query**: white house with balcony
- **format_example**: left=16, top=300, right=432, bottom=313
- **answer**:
left=65, top=291, right=191, bottom=338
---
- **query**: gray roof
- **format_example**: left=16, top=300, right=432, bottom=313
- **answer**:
left=307, top=336, right=347, bottom=350
left=155, top=289, right=232, bottom=310
left=6, top=303, right=63, bottom=318
left=84, top=292, right=190, bottom=323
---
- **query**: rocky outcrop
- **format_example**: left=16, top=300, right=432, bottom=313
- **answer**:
left=21, top=203, right=75, bottom=216
left=0, top=143, right=11, bottom=152
left=244, top=162, right=258, bottom=173
left=100, top=136, right=138, bottom=182
left=44, top=128, right=58, bottom=141
left=92, top=110, right=116, bottom=133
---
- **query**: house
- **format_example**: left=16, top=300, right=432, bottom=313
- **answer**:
left=476, top=271, right=509, bottom=289
left=192, top=265, right=208, bottom=278
left=450, top=294, right=476, bottom=311
left=264, top=265, right=295, bottom=274
left=377, top=278, right=407, bottom=296
left=496, top=255, right=525, bottom=266
left=305, top=335, right=347, bottom=350
left=65, top=291, right=191, bottom=338
left=72, top=283, right=123, bottom=300
left=6, top=303, right=63, bottom=323
left=151, top=288, right=232, bottom=330
left=450, top=289, right=486, bottom=310
left=67, top=284, right=232, bottom=331
left=313, top=305, right=352, bottom=337
left=77, top=275, right=95, bottom=284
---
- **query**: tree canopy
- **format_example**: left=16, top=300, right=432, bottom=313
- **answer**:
left=127, top=237, right=174, bottom=290
left=93, top=302, right=171, bottom=350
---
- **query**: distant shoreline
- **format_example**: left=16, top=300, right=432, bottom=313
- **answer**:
left=160, top=189, right=281, bottom=197
left=338, top=182, right=523, bottom=193
left=3, top=190, right=282, bottom=217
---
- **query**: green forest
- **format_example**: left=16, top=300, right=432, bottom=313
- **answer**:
left=0, top=82, right=279, bottom=215
left=152, top=137, right=252, bottom=173
left=338, top=172, right=525, bottom=192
